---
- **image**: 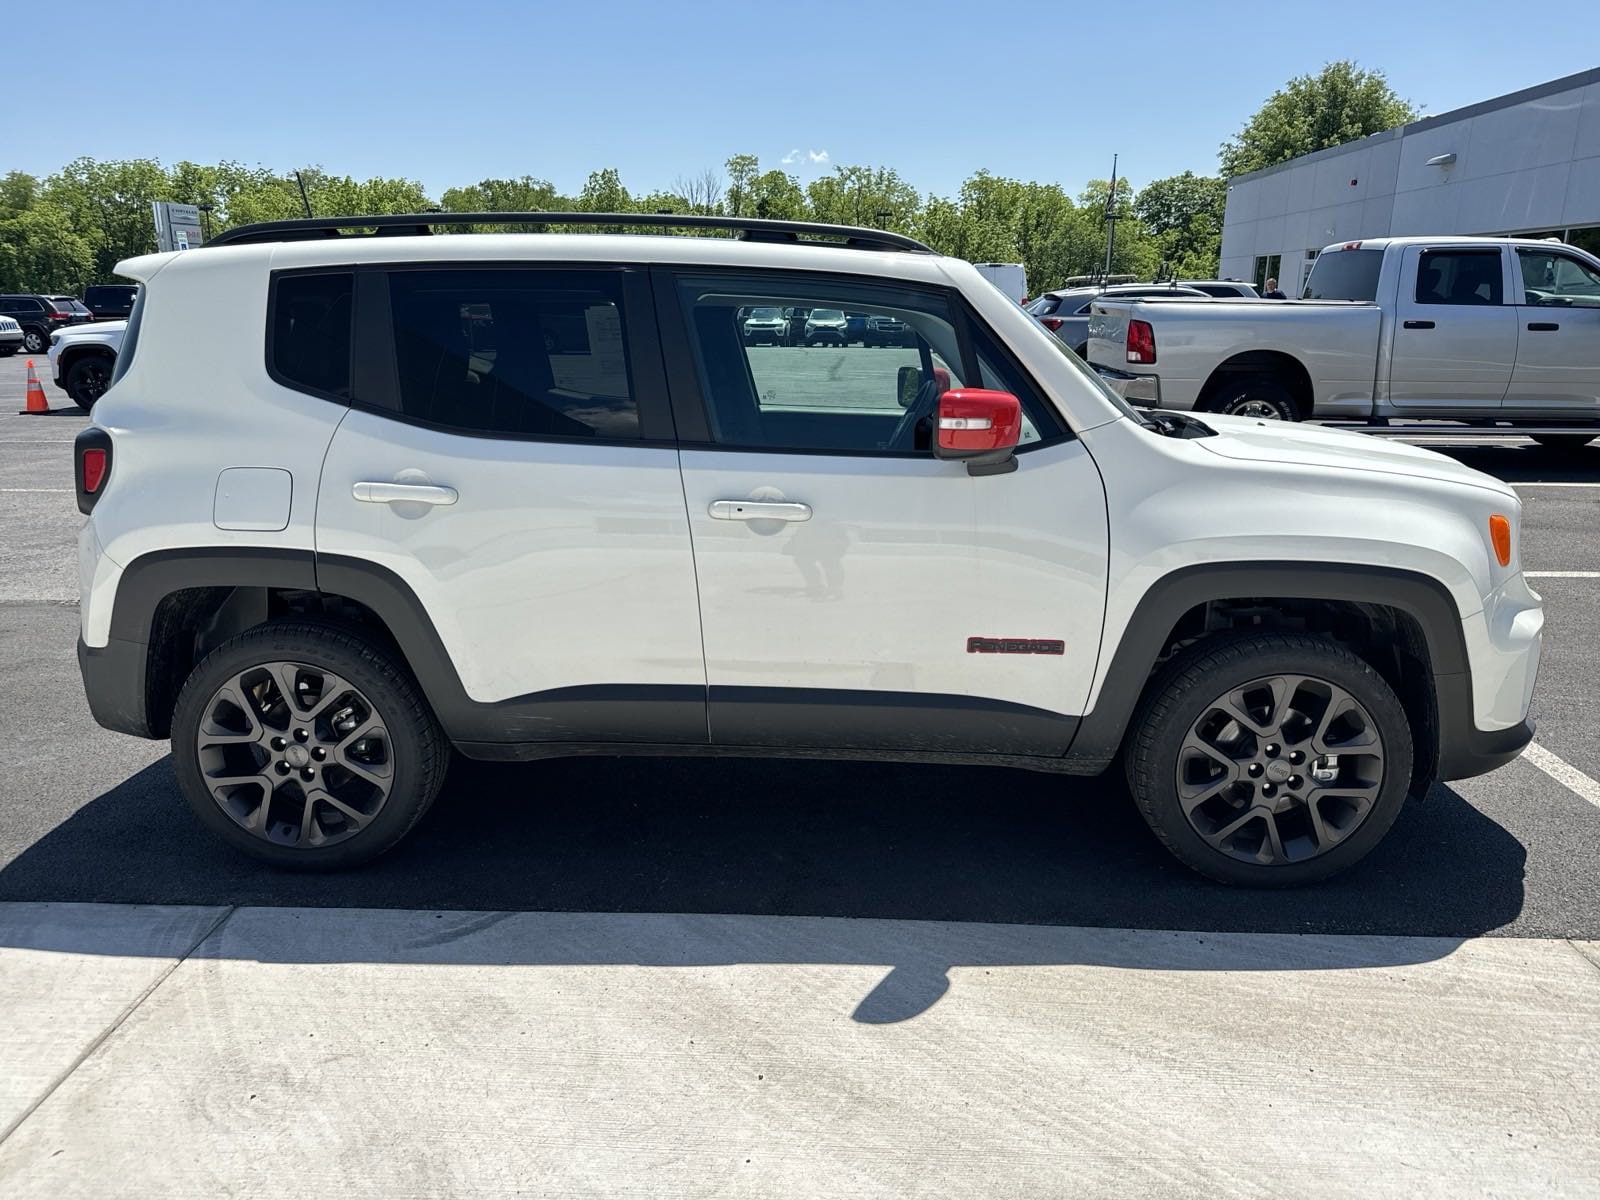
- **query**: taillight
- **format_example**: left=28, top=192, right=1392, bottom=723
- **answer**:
left=1041, top=317, right=1064, bottom=331
left=1127, top=319, right=1156, bottom=364
left=74, top=427, right=113, bottom=514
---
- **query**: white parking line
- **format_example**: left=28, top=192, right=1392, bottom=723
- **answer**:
left=1511, top=481, right=1600, bottom=488
left=1523, top=742, right=1600, bottom=810
left=0, top=488, right=72, bottom=493
left=1526, top=571, right=1600, bottom=578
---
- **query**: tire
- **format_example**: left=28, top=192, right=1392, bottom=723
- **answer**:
left=1125, top=632, right=1413, bottom=887
left=171, top=621, right=448, bottom=870
left=1212, top=378, right=1298, bottom=421
left=65, top=354, right=114, bottom=411
left=1530, top=433, right=1596, bottom=452
left=21, top=327, right=46, bottom=354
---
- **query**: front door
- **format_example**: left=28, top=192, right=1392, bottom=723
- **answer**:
left=1388, top=246, right=1516, bottom=412
left=1505, top=246, right=1600, bottom=418
left=314, top=264, right=707, bottom=744
left=660, top=268, right=1109, bottom=755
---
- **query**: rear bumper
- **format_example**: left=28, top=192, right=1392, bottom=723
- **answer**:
left=1095, top=366, right=1161, bottom=407
left=78, top=635, right=155, bottom=739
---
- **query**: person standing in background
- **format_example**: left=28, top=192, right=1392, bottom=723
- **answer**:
left=1262, top=277, right=1287, bottom=299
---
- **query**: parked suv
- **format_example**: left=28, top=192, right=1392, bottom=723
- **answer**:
left=84, top=283, right=139, bottom=321
left=75, top=212, right=1541, bottom=885
left=741, top=306, right=788, bottom=345
left=1027, top=284, right=1210, bottom=357
left=0, top=294, right=87, bottom=353
left=50, top=319, right=126, bottom=410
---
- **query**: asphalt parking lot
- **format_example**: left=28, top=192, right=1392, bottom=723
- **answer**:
left=2, top=350, right=1599, bottom=935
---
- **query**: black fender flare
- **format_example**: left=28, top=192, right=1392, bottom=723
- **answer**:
left=1063, top=561, right=1527, bottom=781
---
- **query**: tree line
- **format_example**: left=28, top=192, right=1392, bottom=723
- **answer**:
left=0, top=62, right=1410, bottom=298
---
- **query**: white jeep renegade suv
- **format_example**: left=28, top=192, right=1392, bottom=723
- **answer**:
left=74, top=213, right=1543, bottom=885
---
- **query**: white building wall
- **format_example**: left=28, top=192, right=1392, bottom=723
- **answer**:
left=1220, top=68, right=1600, bottom=290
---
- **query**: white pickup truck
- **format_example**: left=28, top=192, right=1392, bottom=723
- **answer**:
left=1089, top=236, right=1600, bottom=448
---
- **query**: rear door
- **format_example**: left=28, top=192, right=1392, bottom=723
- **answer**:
left=1505, top=247, right=1600, bottom=417
left=314, top=263, right=707, bottom=745
left=659, top=267, right=1108, bottom=754
left=1387, top=246, right=1516, bottom=411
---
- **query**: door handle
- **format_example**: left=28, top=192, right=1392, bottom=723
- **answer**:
left=1527, top=322, right=1560, bottom=332
left=709, top=499, right=812, bottom=522
left=352, top=481, right=459, bottom=506
left=1402, top=319, right=1435, bottom=330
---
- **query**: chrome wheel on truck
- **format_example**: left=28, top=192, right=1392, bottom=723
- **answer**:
left=1126, top=632, right=1412, bottom=885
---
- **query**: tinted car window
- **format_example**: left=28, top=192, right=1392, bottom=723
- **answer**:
left=386, top=268, right=638, bottom=440
left=1302, top=250, right=1383, bottom=300
left=270, top=272, right=354, bottom=398
left=1026, top=296, right=1060, bottom=316
left=1416, top=250, right=1503, bottom=306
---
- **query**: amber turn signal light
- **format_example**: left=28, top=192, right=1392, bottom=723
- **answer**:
left=1489, top=514, right=1513, bottom=567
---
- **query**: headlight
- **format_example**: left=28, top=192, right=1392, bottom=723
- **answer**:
left=49, top=333, right=61, bottom=346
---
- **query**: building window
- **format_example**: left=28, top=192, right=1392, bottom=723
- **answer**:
left=1253, top=254, right=1282, bottom=290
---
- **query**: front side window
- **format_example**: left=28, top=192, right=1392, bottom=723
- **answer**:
left=675, top=273, right=1051, bottom=454
left=1415, top=250, right=1503, bottom=306
left=270, top=272, right=353, bottom=398
left=1517, top=250, right=1600, bottom=308
left=386, top=268, right=638, bottom=439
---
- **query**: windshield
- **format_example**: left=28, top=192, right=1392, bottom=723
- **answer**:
left=810, top=309, right=844, bottom=321
left=748, top=307, right=781, bottom=319
left=1303, top=249, right=1383, bottom=300
left=1033, top=322, right=1148, bottom=423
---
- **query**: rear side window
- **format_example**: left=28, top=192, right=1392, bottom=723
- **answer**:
left=1415, top=250, right=1503, bottom=306
left=270, top=272, right=354, bottom=398
left=385, top=268, right=638, bottom=440
left=1302, top=250, right=1383, bottom=300
left=108, top=287, right=144, bottom=386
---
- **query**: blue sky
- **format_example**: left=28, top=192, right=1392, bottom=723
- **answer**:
left=11, top=0, right=1598, bottom=199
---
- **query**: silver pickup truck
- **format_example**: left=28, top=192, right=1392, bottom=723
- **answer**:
left=1088, top=236, right=1600, bottom=447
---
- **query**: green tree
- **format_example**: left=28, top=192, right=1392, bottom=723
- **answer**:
left=0, top=171, right=40, bottom=219
left=806, top=165, right=918, bottom=229
left=1134, top=171, right=1226, bottom=277
left=0, top=205, right=96, bottom=293
left=440, top=175, right=567, bottom=213
left=724, top=154, right=759, bottom=217
left=748, top=169, right=807, bottom=220
left=1220, top=61, right=1416, bottom=177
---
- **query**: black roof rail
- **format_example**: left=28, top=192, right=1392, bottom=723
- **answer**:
left=205, top=211, right=933, bottom=253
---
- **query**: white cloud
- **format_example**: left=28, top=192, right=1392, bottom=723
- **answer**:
left=781, top=148, right=830, bottom=167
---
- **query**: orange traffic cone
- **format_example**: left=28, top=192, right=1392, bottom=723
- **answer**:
left=19, top=360, right=49, bottom=415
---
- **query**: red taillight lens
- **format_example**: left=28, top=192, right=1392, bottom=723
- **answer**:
left=1041, top=317, right=1064, bottom=331
left=75, top=428, right=112, bottom=514
left=1127, top=319, right=1156, bottom=364
left=82, top=448, right=108, bottom=494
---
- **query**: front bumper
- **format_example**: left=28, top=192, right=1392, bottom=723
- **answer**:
left=1096, top=366, right=1160, bottom=407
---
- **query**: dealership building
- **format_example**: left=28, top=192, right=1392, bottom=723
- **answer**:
left=1219, top=67, right=1600, bottom=294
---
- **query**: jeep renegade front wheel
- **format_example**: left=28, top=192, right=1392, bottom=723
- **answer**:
left=1126, top=633, right=1412, bottom=886
left=171, top=623, right=447, bottom=869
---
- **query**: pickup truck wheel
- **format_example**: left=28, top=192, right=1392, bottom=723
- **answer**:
left=1126, top=632, right=1412, bottom=886
left=1530, top=433, right=1595, bottom=452
left=1215, top=379, right=1297, bottom=421
left=171, top=622, right=448, bottom=870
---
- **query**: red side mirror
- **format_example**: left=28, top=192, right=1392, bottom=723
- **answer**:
left=935, top=389, right=1021, bottom=471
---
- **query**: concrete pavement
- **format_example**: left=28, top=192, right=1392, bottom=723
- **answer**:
left=1, top=902, right=1598, bottom=1198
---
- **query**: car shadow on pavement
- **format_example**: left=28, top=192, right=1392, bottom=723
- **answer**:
left=0, top=753, right=1529, bottom=1021
left=0, top=750, right=1526, bottom=933
left=1430, top=442, right=1600, bottom=482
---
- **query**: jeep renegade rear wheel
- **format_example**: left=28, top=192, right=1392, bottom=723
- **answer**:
left=171, top=622, right=447, bottom=869
left=1126, top=633, right=1412, bottom=886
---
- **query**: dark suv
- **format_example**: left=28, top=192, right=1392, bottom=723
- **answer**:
left=0, top=294, right=89, bottom=353
left=84, top=284, right=139, bottom=321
